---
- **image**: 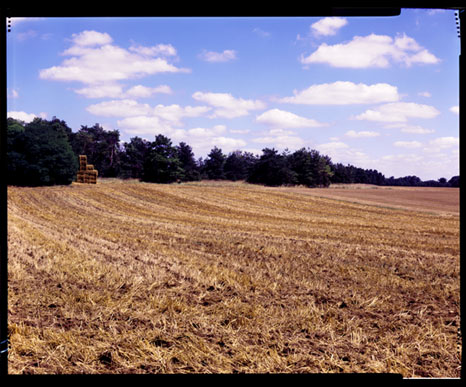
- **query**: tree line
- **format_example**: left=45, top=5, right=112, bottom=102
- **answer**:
left=6, top=117, right=459, bottom=188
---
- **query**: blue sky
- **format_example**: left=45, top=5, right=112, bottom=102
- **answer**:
left=7, top=10, right=460, bottom=180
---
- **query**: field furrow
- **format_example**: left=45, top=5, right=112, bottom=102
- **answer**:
left=7, top=180, right=460, bottom=375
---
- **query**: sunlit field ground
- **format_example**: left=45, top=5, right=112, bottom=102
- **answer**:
left=7, top=179, right=460, bottom=375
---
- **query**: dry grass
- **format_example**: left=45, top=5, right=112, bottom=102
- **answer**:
left=7, top=179, right=460, bottom=375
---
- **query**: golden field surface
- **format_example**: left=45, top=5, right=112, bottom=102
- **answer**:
left=7, top=180, right=460, bottom=375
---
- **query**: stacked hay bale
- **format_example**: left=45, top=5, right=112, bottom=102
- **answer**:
left=77, top=155, right=98, bottom=184
left=76, top=155, right=87, bottom=183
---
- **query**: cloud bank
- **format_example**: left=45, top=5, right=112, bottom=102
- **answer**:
left=301, top=33, right=440, bottom=68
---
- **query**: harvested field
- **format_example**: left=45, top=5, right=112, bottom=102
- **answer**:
left=7, top=179, right=460, bottom=375
left=286, top=184, right=459, bottom=215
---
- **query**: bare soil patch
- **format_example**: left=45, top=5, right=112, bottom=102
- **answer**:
left=286, top=184, right=459, bottom=215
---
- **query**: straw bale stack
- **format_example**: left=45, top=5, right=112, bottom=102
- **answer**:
left=77, top=155, right=98, bottom=184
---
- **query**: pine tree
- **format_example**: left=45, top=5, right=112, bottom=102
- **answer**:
left=119, top=136, right=150, bottom=179
left=204, top=147, right=226, bottom=180
left=142, top=134, right=184, bottom=183
left=177, top=142, right=200, bottom=181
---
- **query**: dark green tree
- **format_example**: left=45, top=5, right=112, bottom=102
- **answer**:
left=7, top=118, right=28, bottom=184
left=330, top=163, right=385, bottom=186
left=70, top=124, right=121, bottom=177
left=7, top=118, right=78, bottom=186
left=330, top=163, right=351, bottom=184
left=247, top=148, right=296, bottom=186
left=50, top=116, right=73, bottom=139
left=287, top=148, right=313, bottom=186
left=287, top=148, right=333, bottom=187
left=315, top=153, right=334, bottom=187
left=204, top=146, right=226, bottom=180
left=176, top=142, right=200, bottom=181
left=142, top=134, right=184, bottom=183
left=438, top=177, right=447, bottom=186
left=422, top=179, right=440, bottom=187
left=224, top=150, right=257, bottom=181
left=384, top=175, right=422, bottom=186
left=119, top=136, right=150, bottom=179
left=448, top=175, right=459, bottom=187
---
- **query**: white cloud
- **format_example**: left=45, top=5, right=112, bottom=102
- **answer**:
left=372, top=137, right=459, bottom=180
left=418, top=91, right=431, bottom=97
left=427, top=136, right=459, bottom=149
left=189, top=135, right=247, bottom=157
left=449, top=105, right=459, bottom=115
left=311, top=17, right=347, bottom=36
left=7, top=88, right=19, bottom=99
left=39, top=30, right=190, bottom=85
left=393, top=140, right=422, bottom=149
left=129, top=43, right=177, bottom=57
left=17, top=30, right=38, bottom=41
left=87, top=99, right=211, bottom=126
left=300, top=33, right=440, bottom=68
left=398, top=125, right=435, bottom=134
left=252, top=135, right=306, bottom=150
left=210, top=136, right=247, bottom=149
left=13, top=29, right=52, bottom=42
left=186, top=125, right=247, bottom=155
left=188, top=125, right=227, bottom=137
left=41, top=46, right=188, bottom=84
left=379, top=151, right=458, bottom=181
left=42, top=31, right=186, bottom=102
left=75, top=83, right=124, bottom=99
left=265, top=128, right=296, bottom=136
left=317, top=141, right=349, bottom=152
left=152, top=104, right=211, bottom=126
left=405, top=49, right=440, bottom=66
left=355, top=102, right=440, bottom=122
left=118, top=119, right=246, bottom=156
left=316, top=141, right=374, bottom=168
left=87, top=99, right=153, bottom=117
left=88, top=99, right=218, bottom=154
left=345, top=130, right=380, bottom=138
left=75, top=83, right=173, bottom=99
left=279, top=81, right=399, bottom=105
left=70, top=30, right=113, bottom=46
left=192, top=91, right=266, bottom=118
left=251, top=109, right=312, bottom=150
left=315, top=140, right=455, bottom=178
left=382, top=153, right=422, bottom=162
left=255, top=108, right=327, bottom=129
left=125, top=84, right=173, bottom=98
left=230, top=129, right=250, bottom=134
left=393, top=34, right=422, bottom=51
left=117, top=115, right=174, bottom=136
left=8, top=111, right=47, bottom=122
left=253, top=28, right=270, bottom=38
left=198, top=49, right=237, bottom=62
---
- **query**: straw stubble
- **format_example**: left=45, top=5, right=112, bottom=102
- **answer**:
left=6, top=180, right=460, bottom=375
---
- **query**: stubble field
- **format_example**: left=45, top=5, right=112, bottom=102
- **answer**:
left=7, top=179, right=460, bottom=376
